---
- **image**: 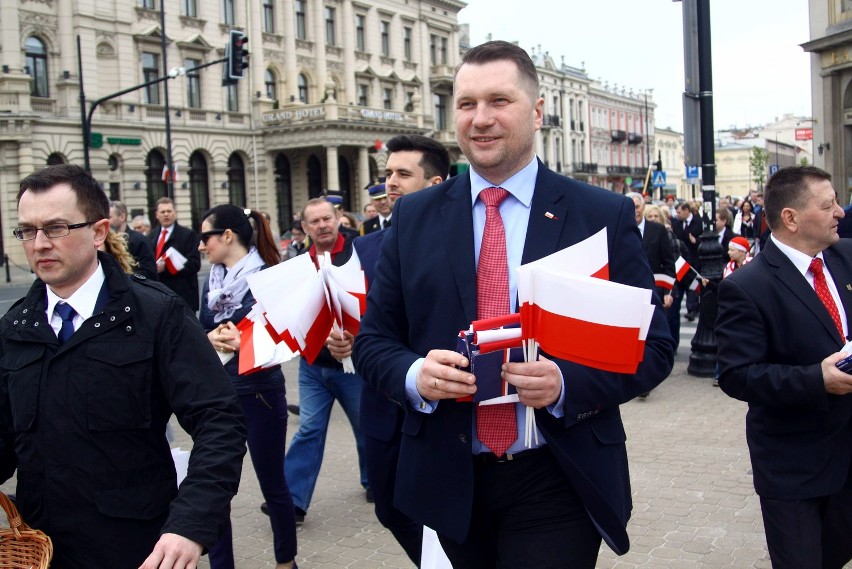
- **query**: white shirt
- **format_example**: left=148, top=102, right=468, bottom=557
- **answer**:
left=46, top=263, right=106, bottom=337
left=771, top=234, right=848, bottom=338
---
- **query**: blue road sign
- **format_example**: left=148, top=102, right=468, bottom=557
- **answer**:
left=652, top=171, right=667, bottom=188
left=686, top=165, right=700, bottom=180
left=769, top=164, right=779, bottom=176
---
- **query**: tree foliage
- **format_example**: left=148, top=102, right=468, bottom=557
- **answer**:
left=750, top=147, right=770, bottom=190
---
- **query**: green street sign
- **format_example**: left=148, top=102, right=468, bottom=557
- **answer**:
left=90, top=132, right=103, bottom=149
left=106, top=137, right=142, bottom=146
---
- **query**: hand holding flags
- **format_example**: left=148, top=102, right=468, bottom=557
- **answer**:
left=162, top=246, right=187, bottom=275
left=245, top=249, right=366, bottom=373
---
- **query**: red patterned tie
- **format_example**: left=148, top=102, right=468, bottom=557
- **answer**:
left=475, top=187, right=517, bottom=457
left=155, top=228, right=167, bottom=259
left=809, top=257, right=845, bottom=342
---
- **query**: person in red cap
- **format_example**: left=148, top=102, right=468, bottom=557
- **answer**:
left=724, top=236, right=752, bottom=278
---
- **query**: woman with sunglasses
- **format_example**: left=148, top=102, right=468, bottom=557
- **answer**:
left=198, top=205, right=298, bottom=569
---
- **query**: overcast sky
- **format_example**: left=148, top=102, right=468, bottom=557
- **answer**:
left=457, top=0, right=812, bottom=133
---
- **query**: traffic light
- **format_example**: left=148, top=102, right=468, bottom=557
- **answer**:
left=655, top=150, right=663, bottom=172
left=227, top=30, right=248, bottom=81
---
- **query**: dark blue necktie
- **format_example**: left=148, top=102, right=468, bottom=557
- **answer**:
left=55, top=302, right=77, bottom=344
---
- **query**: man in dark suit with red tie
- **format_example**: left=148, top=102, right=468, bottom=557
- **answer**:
left=354, top=41, right=674, bottom=568
left=148, top=197, right=201, bottom=311
left=716, top=165, right=852, bottom=568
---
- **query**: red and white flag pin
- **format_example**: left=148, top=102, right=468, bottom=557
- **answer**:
left=545, top=211, right=558, bottom=220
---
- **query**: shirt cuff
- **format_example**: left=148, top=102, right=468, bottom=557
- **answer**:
left=545, top=365, right=565, bottom=418
left=405, top=358, right=437, bottom=413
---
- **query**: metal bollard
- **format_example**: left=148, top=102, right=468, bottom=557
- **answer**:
left=4, top=254, right=9, bottom=283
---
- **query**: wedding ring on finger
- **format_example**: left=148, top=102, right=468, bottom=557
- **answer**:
left=434, top=378, right=439, bottom=390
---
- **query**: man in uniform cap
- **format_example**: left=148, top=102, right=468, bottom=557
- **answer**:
left=360, top=184, right=391, bottom=235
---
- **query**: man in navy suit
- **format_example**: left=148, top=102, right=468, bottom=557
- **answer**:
left=716, top=166, right=852, bottom=569
left=352, top=134, right=449, bottom=564
left=354, top=41, right=674, bottom=568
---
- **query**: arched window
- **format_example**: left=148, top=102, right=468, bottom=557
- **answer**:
left=275, top=154, right=293, bottom=235
left=298, top=74, right=308, bottom=103
left=26, top=37, right=49, bottom=98
left=307, top=155, right=323, bottom=198
left=188, top=151, right=210, bottom=231
left=265, top=69, right=277, bottom=101
left=227, top=153, right=246, bottom=207
left=145, top=150, right=167, bottom=221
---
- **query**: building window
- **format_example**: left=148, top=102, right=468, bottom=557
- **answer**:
left=381, top=21, right=390, bottom=56
left=188, top=151, right=210, bottom=231
left=325, top=7, right=336, bottom=46
left=185, top=58, right=201, bottom=108
left=403, top=27, right=412, bottom=60
left=298, top=73, right=308, bottom=103
left=430, top=34, right=437, bottom=65
left=357, top=84, right=368, bottom=106
left=355, top=14, right=366, bottom=51
left=405, top=91, right=414, bottom=112
left=223, top=0, right=234, bottom=25
left=265, top=69, right=277, bottom=100
left=383, top=88, right=392, bottom=110
left=183, top=0, right=196, bottom=17
left=141, top=0, right=156, bottom=9
left=226, top=83, right=239, bottom=111
left=439, top=36, right=447, bottom=64
left=25, top=37, right=49, bottom=98
left=434, top=93, right=448, bottom=130
left=228, top=153, right=247, bottom=207
left=263, top=0, right=275, bottom=33
left=142, top=52, right=160, bottom=104
left=295, top=0, right=307, bottom=40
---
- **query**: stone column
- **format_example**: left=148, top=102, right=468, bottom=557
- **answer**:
left=282, top=0, right=299, bottom=104
left=312, top=0, right=327, bottom=100
left=357, top=146, right=370, bottom=210
left=341, top=0, right=356, bottom=103
left=326, top=145, right=339, bottom=192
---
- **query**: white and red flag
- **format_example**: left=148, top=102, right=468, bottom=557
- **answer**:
left=675, top=256, right=692, bottom=281
left=654, top=273, right=675, bottom=291
left=163, top=246, right=186, bottom=275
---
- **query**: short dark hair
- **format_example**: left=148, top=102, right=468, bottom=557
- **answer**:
left=455, top=40, right=539, bottom=101
left=764, top=165, right=832, bottom=230
left=109, top=200, right=127, bottom=216
left=716, top=206, right=732, bottom=227
left=386, top=134, right=451, bottom=180
left=156, top=197, right=175, bottom=208
left=18, top=164, right=109, bottom=221
left=676, top=202, right=691, bottom=212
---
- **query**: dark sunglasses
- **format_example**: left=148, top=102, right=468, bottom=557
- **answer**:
left=200, top=229, right=227, bottom=244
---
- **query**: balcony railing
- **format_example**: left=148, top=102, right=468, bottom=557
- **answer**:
left=610, top=129, right=627, bottom=143
left=573, top=162, right=598, bottom=174
left=542, top=114, right=561, bottom=128
left=628, top=133, right=643, bottom=145
left=606, top=165, right=632, bottom=175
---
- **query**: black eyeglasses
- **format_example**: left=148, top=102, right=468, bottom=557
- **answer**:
left=200, top=229, right=227, bottom=244
left=13, top=221, right=94, bottom=241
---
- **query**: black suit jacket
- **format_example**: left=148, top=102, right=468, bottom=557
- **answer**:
left=124, top=227, right=158, bottom=281
left=361, top=215, right=389, bottom=235
left=149, top=223, right=201, bottom=311
left=716, top=238, right=852, bottom=500
left=642, top=220, right=676, bottom=298
left=718, top=226, right=736, bottom=262
left=353, top=161, right=675, bottom=554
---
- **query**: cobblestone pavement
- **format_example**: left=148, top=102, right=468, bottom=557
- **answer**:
left=4, top=320, right=850, bottom=568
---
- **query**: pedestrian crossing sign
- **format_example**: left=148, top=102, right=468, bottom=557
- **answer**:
left=652, top=171, right=667, bottom=188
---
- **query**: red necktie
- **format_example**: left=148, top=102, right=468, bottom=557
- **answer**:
left=155, top=228, right=167, bottom=259
left=809, top=258, right=845, bottom=342
left=475, top=187, right=517, bottom=457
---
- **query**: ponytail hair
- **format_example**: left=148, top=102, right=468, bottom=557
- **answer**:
left=247, top=209, right=280, bottom=267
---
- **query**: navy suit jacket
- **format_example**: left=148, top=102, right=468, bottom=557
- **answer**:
left=353, top=162, right=675, bottom=553
left=642, top=220, right=676, bottom=299
left=717, top=238, right=852, bottom=500
left=353, top=230, right=403, bottom=441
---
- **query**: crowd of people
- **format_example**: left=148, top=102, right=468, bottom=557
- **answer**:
left=0, top=38, right=850, bottom=569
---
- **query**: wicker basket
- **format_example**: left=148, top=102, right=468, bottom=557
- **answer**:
left=0, top=492, right=53, bottom=569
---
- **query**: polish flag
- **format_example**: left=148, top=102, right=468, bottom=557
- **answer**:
left=688, top=278, right=702, bottom=294
left=653, top=274, right=675, bottom=290
left=675, top=257, right=692, bottom=281
left=163, top=246, right=186, bottom=275
left=521, top=268, right=652, bottom=374
left=236, top=309, right=297, bottom=375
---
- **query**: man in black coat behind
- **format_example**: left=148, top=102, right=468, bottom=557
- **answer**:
left=109, top=199, right=158, bottom=280
left=149, top=197, right=201, bottom=311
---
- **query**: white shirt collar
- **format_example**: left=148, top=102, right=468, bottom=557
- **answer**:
left=469, top=155, right=537, bottom=208
left=770, top=234, right=824, bottom=279
left=46, top=262, right=106, bottom=323
left=637, top=218, right=646, bottom=237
